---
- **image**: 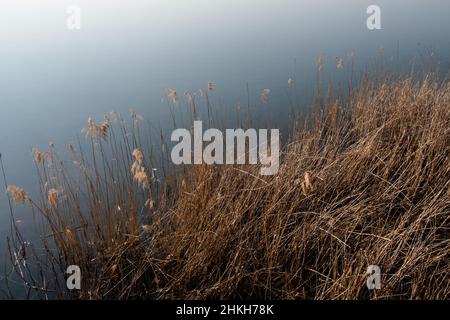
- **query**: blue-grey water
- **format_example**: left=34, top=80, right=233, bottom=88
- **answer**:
left=0, top=0, right=449, bottom=297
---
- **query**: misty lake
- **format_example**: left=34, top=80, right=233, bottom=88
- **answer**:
left=1, top=0, right=449, bottom=297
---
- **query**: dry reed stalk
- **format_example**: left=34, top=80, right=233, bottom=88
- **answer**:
left=5, top=73, right=450, bottom=300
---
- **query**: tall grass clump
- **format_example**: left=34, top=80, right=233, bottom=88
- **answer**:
left=5, top=74, right=450, bottom=299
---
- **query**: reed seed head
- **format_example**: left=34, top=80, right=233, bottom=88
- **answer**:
left=166, top=88, right=178, bottom=105
left=82, top=116, right=110, bottom=140
left=32, top=148, right=48, bottom=164
left=48, top=188, right=61, bottom=207
left=207, top=81, right=214, bottom=91
left=260, top=88, right=271, bottom=104
left=7, top=185, right=31, bottom=205
left=131, top=148, right=149, bottom=189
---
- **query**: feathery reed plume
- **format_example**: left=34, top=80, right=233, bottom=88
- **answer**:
left=304, top=171, right=313, bottom=191
left=295, top=172, right=314, bottom=196
left=32, top=148, right=49, bottom=164
left=207, top=81, right=214, bottom=91
left=131, top=148, right=149, bottom=189
left=132, top=148, right=144, bottom=162
left=47, top=188, right=61, bottom=207
left=260, top=88, right=271, bottom=104
left=336, top=57, right=344, bottom=69
left=166, top=88, right=178, bottom=105
left=7, top=186, right=31, bottom=205
left=82, top=116, right=110, bottom=140
left=145, top=198, right=154, bottom=209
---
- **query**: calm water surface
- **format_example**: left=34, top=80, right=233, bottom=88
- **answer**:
left=0, top=0, right=449, bottom=296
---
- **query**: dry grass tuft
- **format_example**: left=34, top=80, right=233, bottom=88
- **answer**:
left=6, top=75, right=450, bottom=300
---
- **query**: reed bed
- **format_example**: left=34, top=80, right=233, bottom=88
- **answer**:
left=4, top=73, right=450, bottom=299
